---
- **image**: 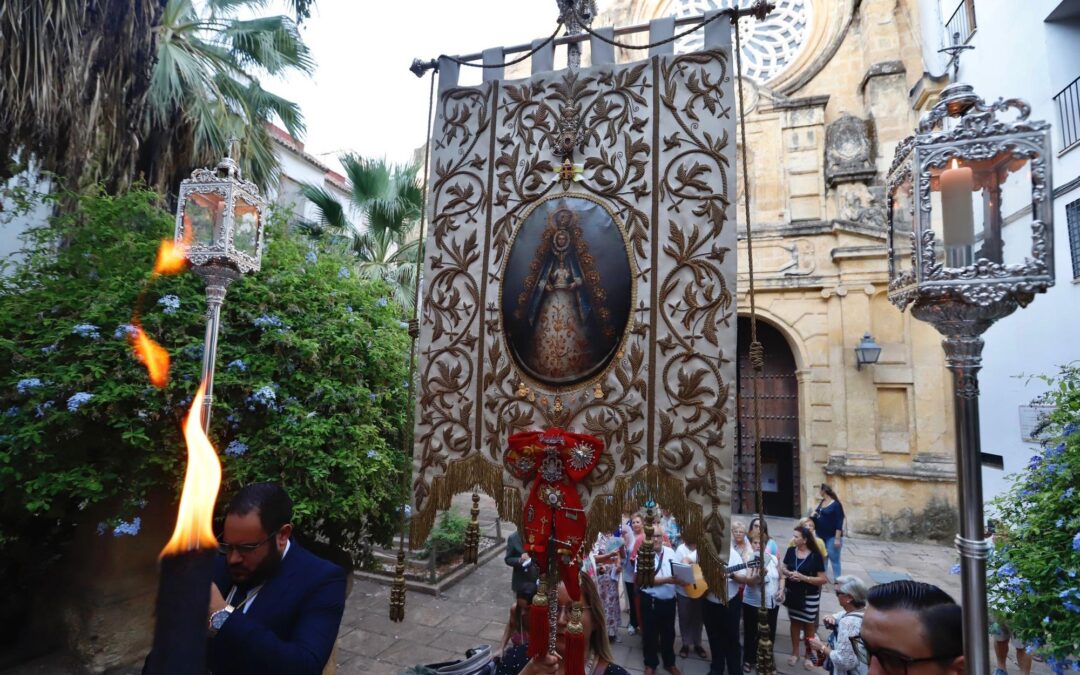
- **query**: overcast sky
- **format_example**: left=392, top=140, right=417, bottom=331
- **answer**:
left=267, top=1, right=566, bottom=171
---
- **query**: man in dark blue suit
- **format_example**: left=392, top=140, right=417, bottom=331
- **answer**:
left=206, top=482, right=346, bottom=675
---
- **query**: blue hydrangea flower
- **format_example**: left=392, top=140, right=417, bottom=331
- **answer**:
left=96, top=522, right=108, bottom=536
left=227, top=359, right=247, bottom=372
left=950, top=563, right=961, bottom=575
left=376, top=297, right=388, bottom=307
left=16, top=378, right=43, bottom=394
left=225, top=440, right=248, bottom=457
left=41, top=344, right=57, bottom=354
left=338, top=266, right=350, bottom=279
left=345, top=306, right=353, bottom=313
left=67, top=392, right=93, bottom=412
left=157, top=295, right=181, bottom=315
left=1066, top=487, right=1076, bottom=499
left=1064, top=423, right=1078, bottom=437
left=253, top=314, right=284, bottom=331
left=398, top=321, right=409, bottom=329
left=366, top=449, right=379, bottom=459
left=5, top=406, right=18, bottom=417
left=113, top=324, right=137, bottom=339
left=35, top=401, right=54, bottom=417
left=72, top=324, right=100, bottom=339
left=248, top=385, right=278, bottom=411
left=112, top=517, right=141, bottom=537
left=368, top=393, right=377, bottom=401
left=305, top=250, right=318, bottom=264
left=1073, top=532, right=1080, bottom=552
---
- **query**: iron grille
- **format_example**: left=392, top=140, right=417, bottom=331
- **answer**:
left=1055, top=75, right=1080, bottom=154
left=1068, top=198, right=1080, bottom=280
left=944, top=0, right=976, bottom=46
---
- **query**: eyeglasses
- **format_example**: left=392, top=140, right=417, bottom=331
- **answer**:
left=218, top=533, right=274, bottom=556
left=850, top=636, right=955, bottom=675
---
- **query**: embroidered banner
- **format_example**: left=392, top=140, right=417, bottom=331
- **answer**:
left=411, top=20, right=738, bottom=590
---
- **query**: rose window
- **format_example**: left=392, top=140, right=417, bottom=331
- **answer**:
left=671, top=0, right=813, bottom=84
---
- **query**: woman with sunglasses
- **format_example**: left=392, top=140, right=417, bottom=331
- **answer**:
left=807, top=575, right=868, bottom=675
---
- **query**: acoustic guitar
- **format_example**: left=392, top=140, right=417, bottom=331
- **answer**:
left=682, top=558, right=762, bottom=599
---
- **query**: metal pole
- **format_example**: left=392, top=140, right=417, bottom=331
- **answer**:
left=195, top=265, right=239, bottom=432
left=942, top=334, right=991, bottom=675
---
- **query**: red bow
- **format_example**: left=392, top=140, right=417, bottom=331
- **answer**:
left=506, top=428, right=601, bottom=670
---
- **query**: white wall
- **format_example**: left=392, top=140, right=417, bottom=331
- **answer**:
left=0, top=171, right=52, bottom=271
left=929, top=0, right=1080, bottom=507
left=270, top=146, right=360, bottom=229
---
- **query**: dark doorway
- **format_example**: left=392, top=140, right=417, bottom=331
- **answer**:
left=735, top=317, right=800, bottom=517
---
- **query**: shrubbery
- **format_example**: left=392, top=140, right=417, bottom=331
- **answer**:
left=424, top=511, right=470, bottom=564
left=989, top=363, right=1080, bottom=672
left=0, top=188, right=411, bottom=572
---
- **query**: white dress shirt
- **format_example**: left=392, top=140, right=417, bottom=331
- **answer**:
left=673, top=543, right=698, bottom=598
left=639, top=545, right=678, bottom=600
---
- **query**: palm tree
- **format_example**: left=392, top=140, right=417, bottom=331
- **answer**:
left=0, top=0, right=167, bottom=190
left=0, top=0, right=314, bottom=193
left=302, top=156, right=424, bottom=309
left=138, top=0, right=314, bottom=193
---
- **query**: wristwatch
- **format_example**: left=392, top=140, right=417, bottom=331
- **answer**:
left=208, top=605, right=234, bottom=636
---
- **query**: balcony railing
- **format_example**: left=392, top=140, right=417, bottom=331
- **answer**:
left=944, top=0, right=977, bottom=46
left=1055, top=75, right=1080, bottom=154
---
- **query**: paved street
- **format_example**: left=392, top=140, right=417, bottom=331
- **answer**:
left=333, top=499, right=1048, bottom=675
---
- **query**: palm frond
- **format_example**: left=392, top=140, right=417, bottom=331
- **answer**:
left=302, top=185, right=351, bottom=232
left=224, top=15, right=314, bottom=76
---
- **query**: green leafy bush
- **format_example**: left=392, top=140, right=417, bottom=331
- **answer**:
left=0, top=188, right=410, bottom=570
left=425, top=511, right=469, bottom=564
left=988, top=363, right=1080, bottom=671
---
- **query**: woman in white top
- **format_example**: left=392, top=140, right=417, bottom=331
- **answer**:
left=741, top=533, right=780, bottom=672
left=807, top=575, right=869, bottom=675
left=673, top=535, right=707, bottom=659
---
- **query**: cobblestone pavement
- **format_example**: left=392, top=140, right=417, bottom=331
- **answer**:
left=334, top=497, right=1048, bottom=675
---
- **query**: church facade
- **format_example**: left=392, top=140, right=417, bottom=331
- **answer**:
left=594, top=0, right=959, bottom=537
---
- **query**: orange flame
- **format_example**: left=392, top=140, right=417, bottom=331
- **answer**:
left=154, top=228, right=192, bottom=275
left=160, top=382, right=222, bottom=557
left=129, top=325, right=171, bottom=388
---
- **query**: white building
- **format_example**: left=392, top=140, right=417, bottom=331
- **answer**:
left=915, top=0, right=1080, bottom=507
left=0, top=126, right=356, bottom=270
left=264, top=123, right=359, bottom=230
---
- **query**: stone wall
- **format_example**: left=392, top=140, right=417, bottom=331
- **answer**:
left=598, top=0, right=959, bottom=534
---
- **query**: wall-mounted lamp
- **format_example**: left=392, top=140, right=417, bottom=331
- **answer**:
left=855, top=332, right=882, bottom=370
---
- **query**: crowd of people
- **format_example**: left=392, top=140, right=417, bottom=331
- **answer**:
left=499, top=483, right=968, bottom=675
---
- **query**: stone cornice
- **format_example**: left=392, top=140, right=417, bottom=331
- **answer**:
left=858, top=60, right=906, bottom=95
left=825, top=455, right=957, bottom=483
left=760, top=94, right=831, bottom=112
left=832, top=245, right=887, bottom=262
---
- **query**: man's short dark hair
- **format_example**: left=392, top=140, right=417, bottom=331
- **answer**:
left=226, top=482, right=293, bottom=534
left=868, top=580, right=963, bottom=659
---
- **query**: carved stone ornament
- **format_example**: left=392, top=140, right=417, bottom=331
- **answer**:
left=886, top=83, right=1054, bottom=320
left=411, top=44, right=739, bottom=592
left=825, top=113, right=875, bottom=187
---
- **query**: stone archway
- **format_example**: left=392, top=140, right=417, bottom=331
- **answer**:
left=735, top=316, right=800, bottom=517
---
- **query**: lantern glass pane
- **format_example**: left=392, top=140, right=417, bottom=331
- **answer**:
left=889, top=174, right=914, bottom=278
left=233, top=197, right=260, bottom=258
left=183, top=191, right=226, bottom=248
left=927, top=152, right=1030, bottom=270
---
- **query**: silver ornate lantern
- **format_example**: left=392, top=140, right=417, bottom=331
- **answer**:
left=174, top=145, right=265, bottom=429
left=886, top=82, right=1053, bottom=675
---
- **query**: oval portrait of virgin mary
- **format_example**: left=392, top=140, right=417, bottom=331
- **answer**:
left=501, top=196, right=633, bottom=388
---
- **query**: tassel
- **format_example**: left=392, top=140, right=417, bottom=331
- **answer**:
left=389, top=548, right=407, bottom=622
left=529, top=573, right=549, bottom=659
left=564, top=602, right=586, bottom=675
left=464, top=493, right=481, bottom=564
left=636, top=502, right=656, bottom=588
